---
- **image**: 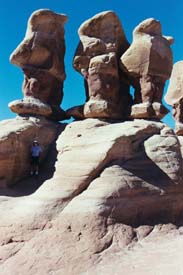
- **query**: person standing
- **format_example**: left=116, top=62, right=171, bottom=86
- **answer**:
left=30, top=140, right=42, bottom=176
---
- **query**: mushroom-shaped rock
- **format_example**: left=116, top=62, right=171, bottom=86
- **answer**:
left=68, top=11, right=132, bottom=120
left=120, top=18, right=173, bottom=119
left=165, top=61, right=183, bottom=135
left=9, top=9, right=69, bottom=121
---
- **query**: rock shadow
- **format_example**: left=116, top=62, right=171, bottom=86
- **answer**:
left=103, top=144, right=183, bottom=227
left=121, top=147, right=177, bottom=189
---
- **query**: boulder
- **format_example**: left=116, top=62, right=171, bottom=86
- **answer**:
left=8, top=97, right=52, bottom=117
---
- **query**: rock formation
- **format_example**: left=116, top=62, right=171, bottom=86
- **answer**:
left=68, top=11, right=131, bottom=119
left=0, top=119, right=183, bottom=274
left=120, top=18, right=174, bottom=119
left=9, top=9, right=68, bottom=121
left=165, top=61, right=183, bottom=135
left=0, top=9, right=182, bottom=275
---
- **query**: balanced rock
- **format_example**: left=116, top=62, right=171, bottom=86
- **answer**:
left=8, top=97, right=52, bottom=117
left=165, top=61, right=183, bottom=135
left=1, top=119, right=183, bottom=274
left=69, top=11, right=131, bottom=120
left=121, top=18, right=173, bottom=119
left=9, top=9, right=68, bottom=121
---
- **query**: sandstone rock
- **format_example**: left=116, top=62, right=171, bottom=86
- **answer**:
left=85, top=226, right=183, bottom=275
left=0, top=115, right=61, bottom=187
left=0, top=119, right=183, bottom=274
left=74, top=11, right=129, bottom=71
left=165, top=61, right=183, bottom=135
left=178, top=136, right=183, bottom=158
left=70, top=11, right=131, bottom=120
left=120, top=18, right=173, bottom=119
left=66, top=104, right=85, bottom=120
left=9, top=9, right=68, bottom=121
left=144, top=128, right=183, bottom=183
left=8, top=97, right=52, bottom=116
left=165, top=61, right=183, bottom=105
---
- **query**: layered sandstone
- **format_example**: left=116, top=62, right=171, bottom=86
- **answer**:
left=0, top=8, right=181, bottom=275
left=0, top=119, right=183, bottom=274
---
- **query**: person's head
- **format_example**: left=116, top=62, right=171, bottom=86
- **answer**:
left=33, top=140, right=39, bottom=146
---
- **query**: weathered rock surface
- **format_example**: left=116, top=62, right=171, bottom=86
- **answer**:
left=0, top=115, right=61, bottom=187
left=9, top=9, right=68, bottom=121
left=0, top=119, right=183, bottom=274
left=8, top=97, right=52, bottom=117
left=85, top=225, right=183, bottom=275
left=121, top=18, right=173, bottom=119
left=69, top=11, right=131, bottom=119
left=165, top=61, right=183, bottom=135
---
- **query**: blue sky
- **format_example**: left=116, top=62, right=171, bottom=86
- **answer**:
left=0, top=0, right=182, bottom=128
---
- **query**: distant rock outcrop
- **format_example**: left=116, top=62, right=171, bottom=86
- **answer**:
left=9, top=9, right=68, bottom=121
left=121, top=18, right=173, bottom=119
left=0, top=119, right=183, bottom=274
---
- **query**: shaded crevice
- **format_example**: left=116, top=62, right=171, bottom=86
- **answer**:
left=94, top=236, right=114, bottom=255
left=0, top=123, right=67, bottom=197
left=0, top=242, right=25, bottom=265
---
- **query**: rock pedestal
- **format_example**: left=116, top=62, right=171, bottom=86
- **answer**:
left=165, top=61, right=183, bottom=135
left=68, top=11, right=131, bottom=120
left=84, top=53, right=125, bottom=118
left=120, top=18, right=173, bottom=119
left=9, top=9, right=69, bottom=121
